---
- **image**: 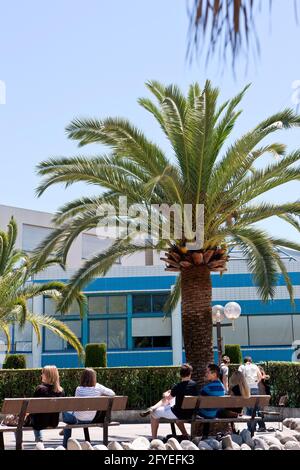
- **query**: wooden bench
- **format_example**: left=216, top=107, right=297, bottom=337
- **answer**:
left=162, top=395, right=271, bottom=438
left=0, top=395, right=127, bottom=450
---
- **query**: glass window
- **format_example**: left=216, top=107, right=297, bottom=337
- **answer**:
left=89, top=319, right=107, bottom=344
left=133, top=336, right=171, bottom=348
left=44, top=320, right=82, bottom=351
left=89, top=319, right=126, bottom=349
left=22, top=224, right=54, bottom=252
left=44, top=297, right=79, bottom=316
left=108, top=319, right=126, bottom=349
left=132, top=317, right=171, bottom=336
left=108, top=296, right=127, bottom=314
left=14, top=323, right=32, bottom=352
left=152, top=294, right=169, bottom=312
left=292, top=315, right=300, bottom=342
left=133, top=295, right=151, bottom=313
left=248, top=315, right=293, bottom=346
left=88, top=296, right=107, bottom=315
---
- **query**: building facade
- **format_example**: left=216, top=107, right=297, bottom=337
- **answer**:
left=1, top=204, right=300, bottom=368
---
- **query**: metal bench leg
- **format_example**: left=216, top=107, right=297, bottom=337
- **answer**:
left=103, top=422, right=108, bottom=446
left=84, top=428, right=90, bottom=442
left=170, top=423, right=176, bottom=436
left=0, top=433, right=4, bottom=450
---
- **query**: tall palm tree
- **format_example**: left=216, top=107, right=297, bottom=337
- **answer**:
left=34, top=81, right=300, bottom=383
left=0, top=217, right=85, bottom=357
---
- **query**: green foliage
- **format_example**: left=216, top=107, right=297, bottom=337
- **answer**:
left=0, top=363, right=300, bottom=408
left=225, top=344, right=242, bottom=364
left=0, top=217, right=85, bottom=356
left=85, top=343, right=107, bottom=368
left=2, top=354, right=26, bottom=369
left=0, top=366, right=180, bottom=409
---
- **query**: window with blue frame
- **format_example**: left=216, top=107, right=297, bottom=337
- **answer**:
left=87, top=295, right=127, bottom=350
left=133, top=336, right=171, bottom=348
left=132, top=293, right=169, bottom=314
left=44, top=320, right=82, bottom=352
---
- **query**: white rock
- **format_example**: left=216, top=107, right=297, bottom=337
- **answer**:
left=284, top=440, right=300, bottom=450
left=269, top=445, right=282, bottom=450
left=132, top=436, right=150, bottom=449
left=94, top=445, right=109, bottom=450
left=254, top=437, right=269, bottom=450
left=260, top=435, right=282, bottom=448
left=240, top=444, right=251, bottom=451
left=80, top=441, right=94, bottom=450
left=149, top=439, right=166, bottom=450
left=167, top=438, right=182, bottom=450
left=165, top=443, right=173, bottom=450
left=67, top=438, right=82, bottom=451
left=180, top=440, right=199, bottom=450
left=35, top=442, right=45, bottom=450
left=277, top=433, right=298, bottom=444
left=121, top=442, right=135, bottom=450
left=108, top=441, right=124, bottom=450
left=55, top=445, right=66, bottom=450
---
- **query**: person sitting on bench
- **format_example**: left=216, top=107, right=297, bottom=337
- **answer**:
left=142, top=363, right=199, bottom=440
left=197, top=364, right=225, bottom=419
left=62, top=368, right=115, bottom=448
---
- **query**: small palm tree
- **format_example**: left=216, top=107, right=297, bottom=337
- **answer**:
left=35, top=81, right=300, bottom=383
left=0, top=217, right=85, bottom=356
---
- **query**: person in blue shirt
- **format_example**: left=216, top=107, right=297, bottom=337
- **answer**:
left=198, top=363, right=225, bottom=418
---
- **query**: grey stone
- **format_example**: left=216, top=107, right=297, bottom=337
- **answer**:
left=231, top=434, right=243, bottom=446
left=276, top=433, right=298, bottom=444
left=240, top=429, right=255, bottom=449
left=121, top=442, right=135, bottom=450
left=269, top=445, right=282, bottom=451
left=180, top=440, right=199, bottom=450
left=94, top=445, right=109, bottom=450
left=202, top=438, right=221, bottom=450
left=221, top=435, right=233, bottom=450
left=166, top=438, right=182, bottom=450
left=192, top=437, right=202, bottom=446
left=198, top=441, right=213, bottom=450
left=259, top=435, right=282, bottom=448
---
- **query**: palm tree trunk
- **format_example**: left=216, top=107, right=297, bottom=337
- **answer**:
left=181, top=265, right=213, bottom=386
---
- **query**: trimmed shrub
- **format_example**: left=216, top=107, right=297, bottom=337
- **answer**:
left=85, top=343, right=107, bottom=368
left=225, top=344, right=242, bottom=364
left=2, top=354, right=26, bottom=369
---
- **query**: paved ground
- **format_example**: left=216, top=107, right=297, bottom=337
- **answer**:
left=2, top=422, right=282, bottom=450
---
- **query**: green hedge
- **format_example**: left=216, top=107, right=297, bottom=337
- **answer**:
left=2, top=354, right=26, bottom=369
left=0, top=362, right=299, bottom=409
left=224, top=345, right=242, bottom=364
left=85, top=343, right=107, bottom=368
left=0, top=366, right=179, bottom=410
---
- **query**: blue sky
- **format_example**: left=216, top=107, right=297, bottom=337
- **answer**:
left=0, top=0, right=299, bottom=241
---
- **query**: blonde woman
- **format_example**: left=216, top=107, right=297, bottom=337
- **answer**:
left=29, top=365, right=65, bottom=442
left=217, top=371, right=250, bottom=419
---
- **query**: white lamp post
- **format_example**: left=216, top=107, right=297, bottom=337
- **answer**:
left=212, top=302, right=241, bottom=365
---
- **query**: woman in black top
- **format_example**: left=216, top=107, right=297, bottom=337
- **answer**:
left=29, top=365, right=65, bottom=442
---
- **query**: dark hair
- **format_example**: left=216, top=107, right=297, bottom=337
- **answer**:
left=207, top=363, right=220, bottom=376
left=244, top=356, right=252, bottom=364
left=80, top=368, right=97, bottom=387
left=180, top=363, right=193, bottom=378
left=222, top=355, right=230, bottom=364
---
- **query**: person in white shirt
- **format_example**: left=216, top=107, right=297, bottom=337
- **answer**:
left=238, top=357, right=262, bottom=431
left=62, top=368, right=115, bottom=448
left=220, top=355, right=230, bottom=392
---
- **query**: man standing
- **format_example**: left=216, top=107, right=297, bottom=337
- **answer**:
left=238, top=356, right=262, bottom=431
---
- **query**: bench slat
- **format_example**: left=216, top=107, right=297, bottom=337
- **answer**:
left=1, top=396, right=127, bottom=414
left=181, top=395, right=270, bottom=409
